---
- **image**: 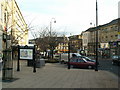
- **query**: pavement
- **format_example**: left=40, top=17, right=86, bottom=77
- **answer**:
left=1, top=60, right=119, bottom=89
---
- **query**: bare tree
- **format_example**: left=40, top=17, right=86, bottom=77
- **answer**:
left=34, top=26, right=59, bottom=59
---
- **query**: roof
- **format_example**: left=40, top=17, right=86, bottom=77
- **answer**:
left=84, top=18, right=119, bottom=32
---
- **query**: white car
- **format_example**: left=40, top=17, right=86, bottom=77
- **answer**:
left=0, top=58, right=2, bottom=70
left=0, top=58, right=2, bottom=63
left=60, top=53, right=82, bottom=63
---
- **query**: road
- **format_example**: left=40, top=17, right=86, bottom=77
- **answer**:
left=98, top=58, right=120, bottom=77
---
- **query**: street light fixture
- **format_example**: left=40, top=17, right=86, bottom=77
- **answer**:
left=50, top=18, right=56, bottom=36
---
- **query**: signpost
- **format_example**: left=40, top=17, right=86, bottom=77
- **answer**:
left=18, top=45, right=36, bottom=73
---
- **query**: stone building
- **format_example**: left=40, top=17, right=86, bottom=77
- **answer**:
left=99, top=18, right=119, bottom=57
left=69, top=34, right=82, bottom=53
left=82, top=18, right=119, bottom=57
left=0, top=0, right=28, bottom=79
left=0, top=0, right=28, bottom=49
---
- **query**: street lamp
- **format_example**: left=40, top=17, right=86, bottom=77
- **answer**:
left=90, top=22, right=96, bottom=58
left=95, top=0, right=98, bottom=71
left=67, top=37, right=70, bottom=69
left=49, top=18, right=56, bottom=59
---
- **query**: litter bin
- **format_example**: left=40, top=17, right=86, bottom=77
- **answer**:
left=36, top=59, right=45, bottom=68
left=40, top=59, right=45, bottom=66
left=27, top=59, right=45, bottom=68
left=36, top=60, right=40, bottom=68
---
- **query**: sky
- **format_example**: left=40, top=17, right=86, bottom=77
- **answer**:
left=16, top=0, right=120, bottom=39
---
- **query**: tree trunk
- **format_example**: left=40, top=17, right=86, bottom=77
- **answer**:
left=51, top=49, right=54, bottom=59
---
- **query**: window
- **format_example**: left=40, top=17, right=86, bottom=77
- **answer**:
left=1, top=4, right=3, bottom=21
left=70, top=59, right=77, bottom=62
left=115, top=26, right=118, bottom=31
left=78, top=59, right=85, bottom=62
left=4, top=13, right=6, bottom=22
left=115, top=35, right=118, bottom=37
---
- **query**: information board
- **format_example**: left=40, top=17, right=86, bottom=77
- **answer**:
left=18, top=45, right=35, bottom=60
left=20, top=49, right=33, bottom=60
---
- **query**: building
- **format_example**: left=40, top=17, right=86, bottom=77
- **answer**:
left=82, top=18, right=119, bottom=57
left=55, top=36, right=69, bottom=53
left=82, top=31, right=91, bottom=55
left=0, top=0, right=28, bottom=48
left=0, top=0, right=28, bottom=79
left=99, top=18, right=119, bottom=57
left=0, top=0, right=3, bottom=57
left=0, top=0, right=28, bottom=59
left=69, top=34, right=82, bottom=53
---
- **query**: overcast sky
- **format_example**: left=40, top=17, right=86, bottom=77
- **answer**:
left=16, top=0, right=119, bottom=39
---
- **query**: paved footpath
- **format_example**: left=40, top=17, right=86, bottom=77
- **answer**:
left=2, top=60, right=119, bottom=88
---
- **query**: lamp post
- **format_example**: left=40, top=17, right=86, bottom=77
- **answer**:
left=95, top=0, right=98, bottom=71
left=49, top=18, right=56, bottom=59
left=67, top=37, right=70, bottom=69
left=90, top=22, right=96, bottom=58
left=50, top=18, right=56, bottom=36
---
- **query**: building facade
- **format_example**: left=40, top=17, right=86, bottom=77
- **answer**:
left=0, top=0, right=28, bottom=48
left=69, top=34, right=82, bottom=53
left=82, top=31, right=91, bottom=55
left=99, top=19, right=119, bottom=57
left=82, top=18, right=119, bottom=57
left=55, top=36, right=69, bottom=53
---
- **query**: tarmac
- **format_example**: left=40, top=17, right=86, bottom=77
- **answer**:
left=1, top=60, right=119, bottom=89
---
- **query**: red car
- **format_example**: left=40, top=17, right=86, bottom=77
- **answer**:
left=69, top=57, right=96, bottom=69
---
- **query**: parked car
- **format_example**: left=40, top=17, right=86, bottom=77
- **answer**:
left=112, top=55, right=120, bottom=65
left=69, top=57, right=96, bottom=69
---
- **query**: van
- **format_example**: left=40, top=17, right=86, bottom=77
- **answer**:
left=60, top=53, right=82, bottom=63
left=54, top=54, right=60, bottom=60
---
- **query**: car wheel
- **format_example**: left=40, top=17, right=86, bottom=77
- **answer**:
left=88, top=65, right=92, bottom=69
left=112, top=61, right=114, bottom=65
left=70, top=65, right=74, bottom=68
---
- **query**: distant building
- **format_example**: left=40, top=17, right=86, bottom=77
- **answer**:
left=82, top=18, right=119, bottom=57
left=99, top=18, right=119, bottom=57
left=68, top=34, right=82, bottom=53
left=82, top=31, right=91, bottom=55
left=55, top=36, right=69, bottom=53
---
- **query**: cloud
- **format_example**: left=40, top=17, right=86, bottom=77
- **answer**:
left=16, top=0, right=119, bottom=39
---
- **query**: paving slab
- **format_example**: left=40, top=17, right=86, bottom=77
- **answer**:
left=2, top=60, right=119, bottom=88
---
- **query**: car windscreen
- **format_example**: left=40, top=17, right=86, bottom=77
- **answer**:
left=112, top=56, right=119, bottom=59
left=82, top=58, right=87, bottom=62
